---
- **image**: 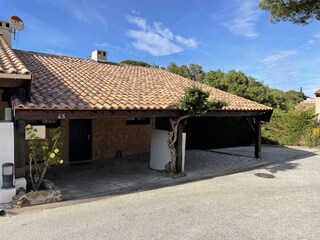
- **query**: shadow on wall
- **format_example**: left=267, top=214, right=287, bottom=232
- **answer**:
left=186, top=117, right=253, bottom=150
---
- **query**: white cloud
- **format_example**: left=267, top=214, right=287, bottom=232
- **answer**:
left=262, top=51, right=297, bottom=65
left=301, top=39, right=316, bottom=50
left=126, top=16, right=198, bottom=56
left=44, top=0, right=108, bottom=28
left=313, top=32, right=320, bottom=39
left=261, top=51, right=299, bottom=85
left=300, top=32, right=320, bottom=50
left=153, top=22, right=174, bottom=40
left=127, top=16, right=147, bottom=31
left=175, top=35, right=198, bottom=48
left=131, top=9, right=141, bottom=15
left=223, top=0, right=261, bottom=38
left=127, top=30, right=182, bottom=56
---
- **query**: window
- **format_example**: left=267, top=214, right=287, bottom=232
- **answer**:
left=126, top=117, right=150, bottom=125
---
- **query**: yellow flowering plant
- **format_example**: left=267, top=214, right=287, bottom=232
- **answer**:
left=306, top=127, right=320, bottom=148
left=26, top=125, right=63, bottom=191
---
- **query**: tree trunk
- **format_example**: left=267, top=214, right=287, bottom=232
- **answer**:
left=167, top=115, right=189, bottom=174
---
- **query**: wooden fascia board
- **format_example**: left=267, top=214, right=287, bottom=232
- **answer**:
left=14, top=109, right=182, bottom=120
left=14, top=109, right=273, bottom=121
left=204, top=109, right=273, bottom=119
left=0, top=73, right=32, bottom=80
left=0, top=78, right=30, bottom=88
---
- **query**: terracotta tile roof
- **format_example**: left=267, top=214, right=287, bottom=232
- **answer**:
left=0, top=36, right=30, bottom=75
left=12, top=50, right=272, bottom=111
left=295, top=98, right=316, bottom=110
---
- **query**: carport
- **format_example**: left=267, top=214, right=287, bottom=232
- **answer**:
left=14, top=108, right=272, bottom=178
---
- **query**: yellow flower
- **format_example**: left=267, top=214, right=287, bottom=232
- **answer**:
left=26, top=124, right=32, bottom=129
left=59, top=159, right=64, bottom=164
left=313, top=128, right=320, bottom=136
left=54, top=148, right=59, bottom=153
left=49, top=153, right=55, bottom=158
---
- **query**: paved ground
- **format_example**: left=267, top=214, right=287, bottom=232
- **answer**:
left=1, top=146, right=319, bottom=239
left=46, top=145, right=317, bottom=200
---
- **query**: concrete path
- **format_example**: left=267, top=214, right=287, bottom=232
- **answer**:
left=46, top=145, right=317, bottom=200
left=1, top=147, right=319, bottom=239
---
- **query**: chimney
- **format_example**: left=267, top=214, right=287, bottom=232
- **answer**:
left=0, top=21, right=12, bottom=47
left=91, top=50, right=107, bottom=63
left=315, top=89, right=320, bottom=120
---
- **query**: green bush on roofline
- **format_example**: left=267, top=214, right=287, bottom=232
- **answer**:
left=120, top=60, right=151, bottom=67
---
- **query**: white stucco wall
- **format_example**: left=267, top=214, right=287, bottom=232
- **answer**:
left=0, top=121, right=15, bottom=203
left=0, top=122, right=14, bottom=186
left=316, top=97, right=320, bottom=120
left=150, top=129, right=171, bottom=170
left=181, top=133, right=186, bottom=172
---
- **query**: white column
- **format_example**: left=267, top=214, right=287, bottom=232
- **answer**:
left=0, top=122, right=16, bottom=204
left=315, top=93, right=320, bottom=120
left=150, top=129, right=171, bottom=170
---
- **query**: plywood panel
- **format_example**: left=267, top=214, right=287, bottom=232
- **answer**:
left=92, top=118, right=154, bottom=159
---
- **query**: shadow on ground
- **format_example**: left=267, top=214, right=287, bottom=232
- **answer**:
left=46, top=145, right=318, bottom=201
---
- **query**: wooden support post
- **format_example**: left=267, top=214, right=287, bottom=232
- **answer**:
left=14, top=120, right=26, bottom=177
left=254, top=117, right=261, bottom=158
left=176, top=120, right=185, bottom=173
left=60, top=119, right=70, bottom=163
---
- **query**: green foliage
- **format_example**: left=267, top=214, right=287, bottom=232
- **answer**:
left=179, top=86, right=227, bottom=116
left=204, top=70, right=226, bottom=90
left=305, top=128, right=320, bottom=148
left=262, top=108, right=319, bottom=146
left=259, top=0, right=320, bottom=25
left=121, top=60, right=151, bottom=67
left=189, top=64, right=206, bottom=82
left=27, top=125, right=63, bottom=190
left=167, top=62, right=205, bottom=82
left=204, top=69, right=304, bottom=110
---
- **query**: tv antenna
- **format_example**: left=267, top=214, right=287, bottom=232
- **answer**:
left=9, top=16, right=24, bottom=40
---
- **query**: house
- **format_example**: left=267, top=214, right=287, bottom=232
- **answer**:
left=295, top=98, right=316, bottom=110
left=0, top=18, right=273, bottom=182
left=316, top=90, right=320, bottom=119
left=296, top=90, right=320, bottom=119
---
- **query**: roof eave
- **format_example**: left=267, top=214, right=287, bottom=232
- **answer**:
left=0, top=73, right=33, bottom=101
left=0, top=73, right=32, bottom=80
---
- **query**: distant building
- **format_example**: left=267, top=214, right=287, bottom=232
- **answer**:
left=295, top=90, right=320, bottom=120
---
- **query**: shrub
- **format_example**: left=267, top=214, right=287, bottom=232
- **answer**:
left=305, top=128, right=320, bottom=148
left=120, top=60, right=151, bottom=67
left=262, top=108, right=318, bottom=146
left=26, top=125, right=63, bottom=190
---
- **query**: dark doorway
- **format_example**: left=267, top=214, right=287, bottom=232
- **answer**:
left=69, top=119, right=92, bottom=162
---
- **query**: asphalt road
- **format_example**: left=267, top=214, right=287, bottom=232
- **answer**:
left=1, top=152, right=320, bottom=240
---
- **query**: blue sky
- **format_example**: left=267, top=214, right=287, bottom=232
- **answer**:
left=1, top=0, right=319, bottom=97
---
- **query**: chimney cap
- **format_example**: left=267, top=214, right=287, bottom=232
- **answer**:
left=91, top=50, right=107, bottom=63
